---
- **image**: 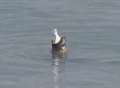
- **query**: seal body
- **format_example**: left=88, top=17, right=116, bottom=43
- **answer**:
left=51, top=29, right=67, bottom=58
left=51, top=36, right=67, bottom=58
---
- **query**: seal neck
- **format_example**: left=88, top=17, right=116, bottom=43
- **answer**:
left=53, top=28, right=61, bottom=44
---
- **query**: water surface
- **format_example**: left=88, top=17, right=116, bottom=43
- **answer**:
left=0, top=0, right=120, bottom=88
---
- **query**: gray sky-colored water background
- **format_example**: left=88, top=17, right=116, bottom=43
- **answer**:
left=0, top=0, right=120, bottom=88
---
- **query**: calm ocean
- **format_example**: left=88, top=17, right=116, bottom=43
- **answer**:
left=0, top=0, right=120, bottom=88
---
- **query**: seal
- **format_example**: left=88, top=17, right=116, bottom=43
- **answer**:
left=51, top=28, right=67, bottom=58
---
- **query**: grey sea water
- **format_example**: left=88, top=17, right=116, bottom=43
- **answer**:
left=0, top=0, right=120, bottom=88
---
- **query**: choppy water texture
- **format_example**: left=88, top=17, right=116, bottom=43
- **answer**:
left=0, top=0, right=120, bottom=88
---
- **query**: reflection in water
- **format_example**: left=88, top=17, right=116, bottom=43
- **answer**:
left=52, top=58, right=66, bottom=88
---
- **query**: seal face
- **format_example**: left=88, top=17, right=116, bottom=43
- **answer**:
left=51, top=29, right=67, bottom=58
